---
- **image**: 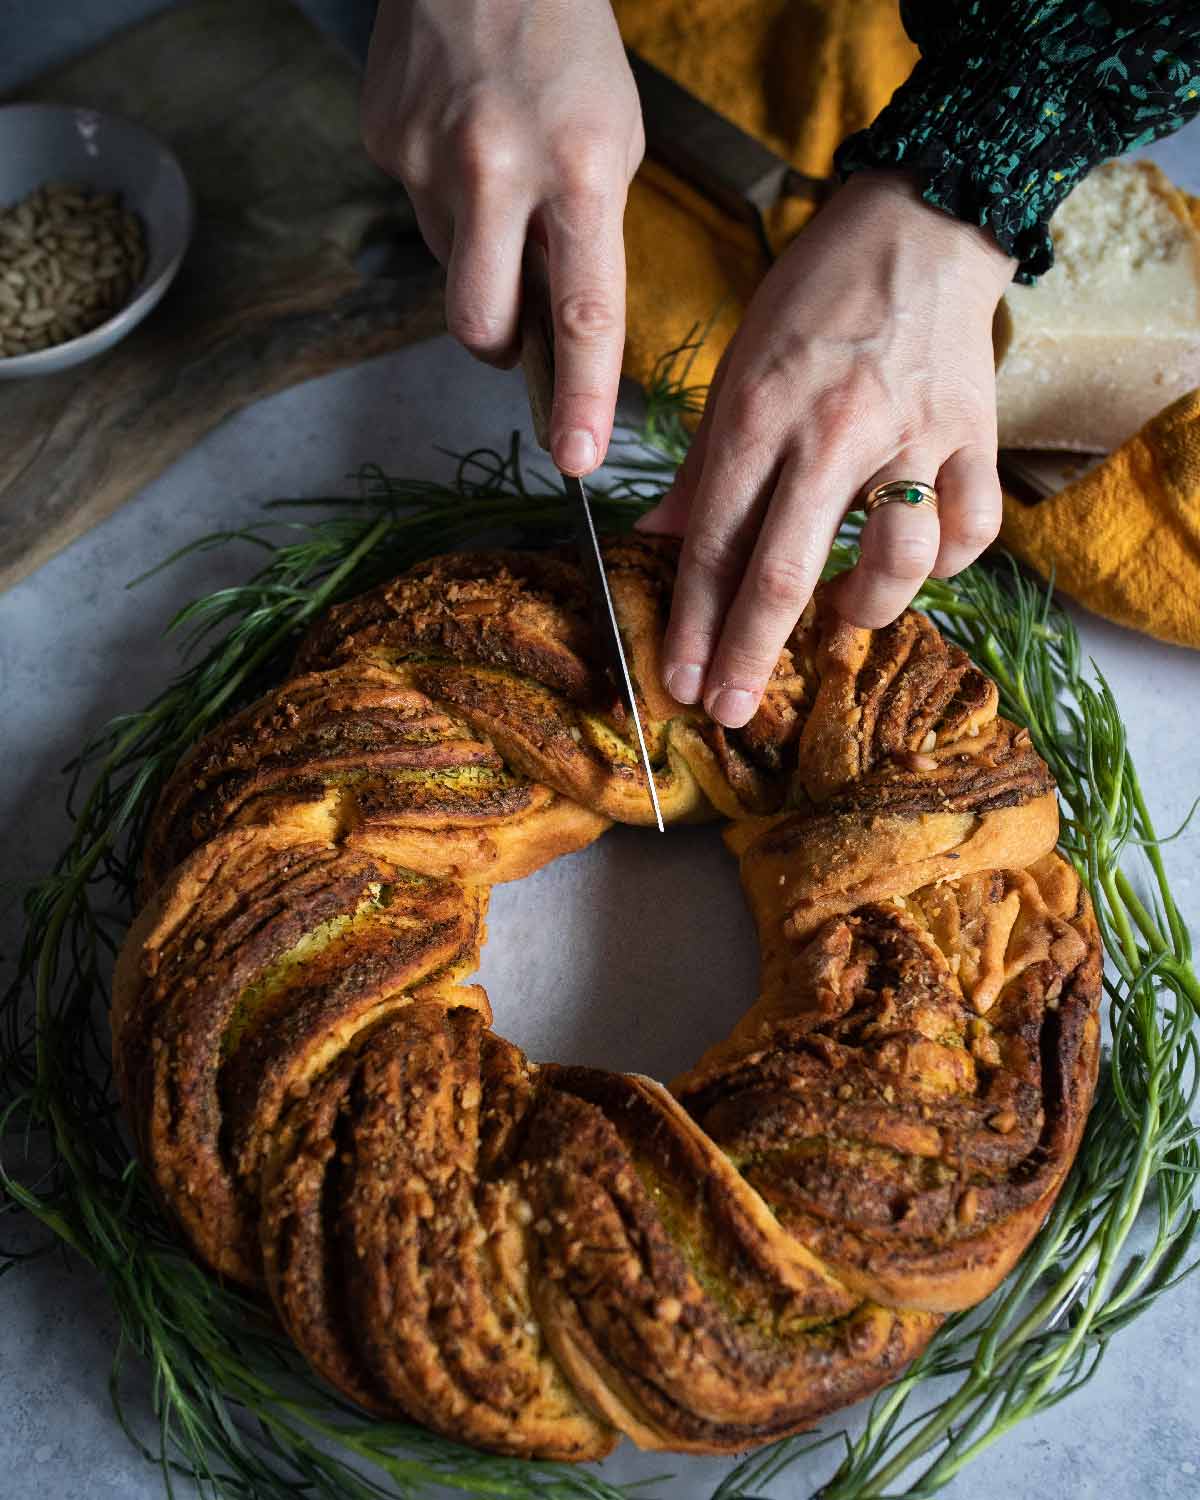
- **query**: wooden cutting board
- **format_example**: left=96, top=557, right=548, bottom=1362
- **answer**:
left=0, top=0, right=446, bottom=593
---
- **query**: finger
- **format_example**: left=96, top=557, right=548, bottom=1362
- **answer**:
left=657, top=384, right=782, bottom=706
left=539, top=181, right=628, bottom=475
left=444, top=187, right=530, bottom=367
left=701, top=449, right=849, bottom=728
left=833, top=453, right=943, bottom=630
left=930, top=444, right=1002, bottom=578
left=636, top=340, right=736, bottom=537
left=407, top=187, right=453, bottom=267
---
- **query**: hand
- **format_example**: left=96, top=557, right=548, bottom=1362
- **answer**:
left=636, top=170, right=1016, bottom=729
left=362, top=0, right=644, bottom=477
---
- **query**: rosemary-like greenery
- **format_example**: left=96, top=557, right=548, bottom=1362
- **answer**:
left=2, top=338, right=1197, bottom=1499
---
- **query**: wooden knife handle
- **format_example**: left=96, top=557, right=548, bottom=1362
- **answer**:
left=519, top=242, right=555, bottom=453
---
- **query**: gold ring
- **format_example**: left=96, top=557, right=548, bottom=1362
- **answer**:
left=864, top=479, right=939, bottom=514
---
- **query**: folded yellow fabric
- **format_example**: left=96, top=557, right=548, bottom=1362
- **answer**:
left=613, top=0, right=1200, bottom=649
left=1000, top=391, right=1200, bottom=649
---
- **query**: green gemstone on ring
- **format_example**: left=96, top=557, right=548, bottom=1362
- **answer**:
left=903, top=486, right=924, bottom=505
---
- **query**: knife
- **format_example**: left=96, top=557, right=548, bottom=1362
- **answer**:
left=626, top=48, right=832, bottom=262
left=519, top=243, right=665, bottom=832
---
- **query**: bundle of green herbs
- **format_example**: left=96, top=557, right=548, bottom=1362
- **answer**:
left=2, top=345, right=1197, bottom=1499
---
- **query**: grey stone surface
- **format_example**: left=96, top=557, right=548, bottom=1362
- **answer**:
left=1, top=5, right=1199, bottom=1500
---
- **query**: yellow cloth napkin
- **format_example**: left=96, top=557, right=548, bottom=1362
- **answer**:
left=1001, top=392, right=1200, bottom=649
left=613, top=0, right=1200, bottom=649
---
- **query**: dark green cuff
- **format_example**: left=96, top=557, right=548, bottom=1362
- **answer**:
left=834, top=10, right=1200, bottom=285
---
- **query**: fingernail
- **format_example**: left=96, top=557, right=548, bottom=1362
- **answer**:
left=665, top=664, right=703, bottom=704
left=709, top=688, right=756, bottom=728
left=555, top=428, right=597, bottom=475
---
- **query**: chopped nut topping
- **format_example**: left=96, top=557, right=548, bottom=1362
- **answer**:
left=655, top=1296, right=683, bottom=1325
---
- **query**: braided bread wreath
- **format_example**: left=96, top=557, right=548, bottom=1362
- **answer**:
left=112, top=535, right=1101, bottom=1462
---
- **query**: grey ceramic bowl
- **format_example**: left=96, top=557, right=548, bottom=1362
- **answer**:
left=0, top=103, right=193, bottom=379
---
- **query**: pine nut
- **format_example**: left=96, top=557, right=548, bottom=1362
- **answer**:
left=0, top=180, right=147, bottom=358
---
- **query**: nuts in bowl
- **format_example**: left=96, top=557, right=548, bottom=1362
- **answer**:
left=0, top=182, right=148, bottom=359
left=0, top=104, right=193, bottom=379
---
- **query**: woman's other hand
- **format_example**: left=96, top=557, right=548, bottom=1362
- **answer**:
left=637, top=170, right=1016, bottom=728
left=362, top=0, right=644, bottom=477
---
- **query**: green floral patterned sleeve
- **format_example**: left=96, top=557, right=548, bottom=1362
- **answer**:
left=834, top=1, right=1200, bottom=283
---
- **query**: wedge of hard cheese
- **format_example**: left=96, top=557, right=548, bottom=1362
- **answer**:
left=995, top=160, right=1200, bottom=453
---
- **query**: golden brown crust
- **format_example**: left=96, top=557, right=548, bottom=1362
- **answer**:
left=257, top=1022, right=392, bottom=1414
left=727, top=718, right=1062, bottom=993
left=335, top=1007, right=615, bottom=1459
left=294, top=551, right=598, bottom=698
left=141, top=661, right=609, bottom=896
left=524, top=1068, right=937, bottom=1452
left=675, top=858, right=1101, bottom=1312
left=111, top=535, right=1102, bottom=1461
left=115, top=826, right=487, bottom=1283
left=793, top=605, right=998, bottom=804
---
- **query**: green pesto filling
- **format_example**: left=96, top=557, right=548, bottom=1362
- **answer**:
left=322, top=764, right=515, bottom=790
left=221, top=882, right=397, bottom=1059
left=579, top=713, right=640, bottom=769
left=380, top=765, right=514, bottom=789
left=626, top=1154, right=842, bottom=1340
left=635, top=1163, right=759, bottom=1329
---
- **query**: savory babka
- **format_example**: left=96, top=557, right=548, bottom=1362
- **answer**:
left=112, top=534, right=1100, bottom=1460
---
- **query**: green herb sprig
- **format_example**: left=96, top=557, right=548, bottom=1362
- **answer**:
left=2, top=343, right=1197, bottom=1499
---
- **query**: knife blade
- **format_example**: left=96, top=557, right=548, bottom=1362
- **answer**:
left=625, top=48, right=832, bottom=262
left=626, top=48, right=831, bottom=224
left=519, top=243, right=665, bottom=832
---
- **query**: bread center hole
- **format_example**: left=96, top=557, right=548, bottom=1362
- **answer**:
left=475, top=822, right=759, bottom=1083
